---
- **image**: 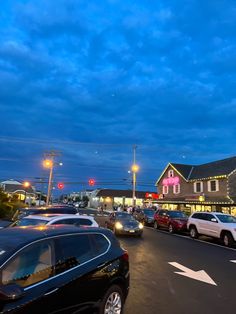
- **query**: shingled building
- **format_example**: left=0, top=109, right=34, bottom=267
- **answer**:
left=155, top=156, right=236, bottom=215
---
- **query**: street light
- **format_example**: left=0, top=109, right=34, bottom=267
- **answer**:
left=23, top=181, right=30, bottom=204
left=43, top=159, right=63, bottom=206
left=131, top=164, right=139, bottom=207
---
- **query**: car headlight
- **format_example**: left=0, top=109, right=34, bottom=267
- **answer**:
left=115, top=222, right=123, bottom=230
left=139, top=223, right=144, bottom=229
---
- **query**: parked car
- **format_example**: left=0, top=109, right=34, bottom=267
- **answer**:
left=0, top=225, right=129, bottom=313
left=13, top=206, right=78, bottom=220
left=133, top=208, right=155, bottom=226
left=187, top=211, right=236, bottom=247
left=10, top=214, right=99, bottom=228
left=154, top=210, right=188, bottom=233
left=105, top=212, right=143, bottom=236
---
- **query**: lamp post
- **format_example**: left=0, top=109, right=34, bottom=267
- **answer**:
left=23, top=181, right=30, bottom=204
left=43, top=159, right=54, bottom=206
left=43, top=159, right=63, bottom=206
left=131, top=164, right=139, bottom=207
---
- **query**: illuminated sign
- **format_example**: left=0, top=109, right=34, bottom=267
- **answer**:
left=145, top=193, right=159, bottom=199
left=162, top=176, right=180, bottom=186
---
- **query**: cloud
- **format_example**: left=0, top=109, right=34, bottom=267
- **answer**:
left=0, top=0, right=235, bottom=188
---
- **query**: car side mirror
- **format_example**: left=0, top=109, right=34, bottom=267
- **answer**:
left=0, top=284, right=24, bottom=301
left=211, top=218, right=218, bottom=223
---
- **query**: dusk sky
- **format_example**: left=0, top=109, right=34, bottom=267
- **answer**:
left=0, top=0, right=236, bottom=194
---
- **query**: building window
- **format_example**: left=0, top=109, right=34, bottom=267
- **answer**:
left=163, top=186, right=169, bottom=194
left=173, top=184, right=180, bottom=194
left=194, top=182, right=203, bottom=193
left=208, top=180, right=219, bottom=192
left=168, top=170, right=174, bottom=177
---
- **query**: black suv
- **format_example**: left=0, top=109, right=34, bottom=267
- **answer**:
left=0, top=226, right=129, bottom=313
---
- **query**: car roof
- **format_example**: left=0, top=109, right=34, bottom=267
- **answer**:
left=0, top=226, right=113, bottom=264
left=0, top=225, right=110, bottom=246
left=22, top=214, right=95, bottom=221
left=192, top=212, right=227, bottom=215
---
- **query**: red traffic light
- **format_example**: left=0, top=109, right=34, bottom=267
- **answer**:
left=57, top=182, right=64, bottom=189
left=88, top=179, right=95, bottom=186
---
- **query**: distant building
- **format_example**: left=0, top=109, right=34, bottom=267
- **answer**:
left=1, top=179, right=36, bottom=204
left=90, top=189, right=155, bottom=209
left=155, top=156, right=236, bottom=215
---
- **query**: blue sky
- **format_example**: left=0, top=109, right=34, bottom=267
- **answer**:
left=0, top=0, right=236, bottom=193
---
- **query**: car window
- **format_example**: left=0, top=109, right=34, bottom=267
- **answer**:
left=52, top=218, right=93, bottom=226
left=77, top=218, right=93, bottom=226
left=169, top=211, right=187, bottom=219
left=54, top=234, right=95, bottom=274
left=215, top=214, right=236, bottom=223
left=192, top=213, right=204, bottom=220
left=1, top=240, right=53, bottom=288
left=90, top=234, right=109, bottom=255
left=14, top=218, right=48, bottom=226
left=204, top=214, right=214, bottom=221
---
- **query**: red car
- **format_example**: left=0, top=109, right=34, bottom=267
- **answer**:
left=154, top=210, right=188, bottom=233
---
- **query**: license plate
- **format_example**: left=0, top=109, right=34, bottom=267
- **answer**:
left=129, top=230, right=135, bottom=233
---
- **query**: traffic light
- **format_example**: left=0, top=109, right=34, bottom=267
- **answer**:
left=57, top=182, right=64, bottom=189
left=88, top=179, right=95, bottom=186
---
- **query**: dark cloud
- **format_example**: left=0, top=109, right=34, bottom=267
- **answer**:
left=0, top=0, right=236, bottom=191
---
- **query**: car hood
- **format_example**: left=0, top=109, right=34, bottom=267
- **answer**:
left=118, top=219, right=139, bottom=227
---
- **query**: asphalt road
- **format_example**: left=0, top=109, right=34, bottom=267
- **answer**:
left=119, top=227, right=236, bottom=314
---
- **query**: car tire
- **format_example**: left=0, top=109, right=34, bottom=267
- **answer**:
left=98, top=284, right=124, bottom=314
left=189, top=226, right=198, bottom=239
left=221, top=232, right=234, bottom=247
left=168, top=224, right=174, bottom=233
left=154, top=221, right=159, bottom=229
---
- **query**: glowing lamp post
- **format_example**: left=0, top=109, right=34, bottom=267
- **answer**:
left=43, top=159, right=54, bottom=206
left=23, top=181, right=30, bottom=204
left=131, top=164, right=139, bottom=207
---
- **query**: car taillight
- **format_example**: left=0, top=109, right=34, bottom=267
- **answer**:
left=121, top=251, right=129, bottom=262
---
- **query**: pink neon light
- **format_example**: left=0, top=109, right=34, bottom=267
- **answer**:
left=162, top=176, right=180, bottom=186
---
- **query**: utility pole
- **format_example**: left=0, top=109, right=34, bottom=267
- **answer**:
left=44, top=150, right=61, bottom=206
left=132, top=145, right=139, bottom=207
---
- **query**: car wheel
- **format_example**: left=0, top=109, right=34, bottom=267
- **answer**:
left=221, top=232, right=234, bottom=247
left=154, top=221, right=159, bottom=229
left=168, top=224, right=174, bottom=233
left=99, top=284, right=124, bottom=314
left=189, top=226, right=198, bottom=239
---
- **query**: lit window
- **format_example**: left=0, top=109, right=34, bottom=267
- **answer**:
left=194, top=182, right=203, bottom=193
left=173, top=184, right=180, bottom=194
left=163, top=186, right=169, bottom=194
left=168, top=170, right=174, bottom=177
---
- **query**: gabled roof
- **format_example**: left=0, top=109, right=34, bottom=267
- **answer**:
left=171, top=163, right=194, bottom=180
left=189, top=156, right=236, bottom=180
left=156, top=156, right=236, bottom=184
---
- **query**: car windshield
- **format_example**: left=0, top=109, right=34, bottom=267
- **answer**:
left=115, top=212, right=130, bottom=218
left=14, top=218, right=48, bottom=227
left=215, top=214, right=236, bottom=223
left=169, top=211, right=187, bottom=218
left=143, top=209, right=155, bottom=215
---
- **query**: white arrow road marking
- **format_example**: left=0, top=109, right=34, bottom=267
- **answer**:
left=168, top=262, right=217, bottom=286
left=230, top=260, right=236, bottom=263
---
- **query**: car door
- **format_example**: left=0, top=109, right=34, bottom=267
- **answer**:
left=204, top=214, right=221, bottom=237
left=52, top=233, right=110, bottom=313
left=158, top=210, right=168, bottom=227
left=0, top=239, right=62, bottom=314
